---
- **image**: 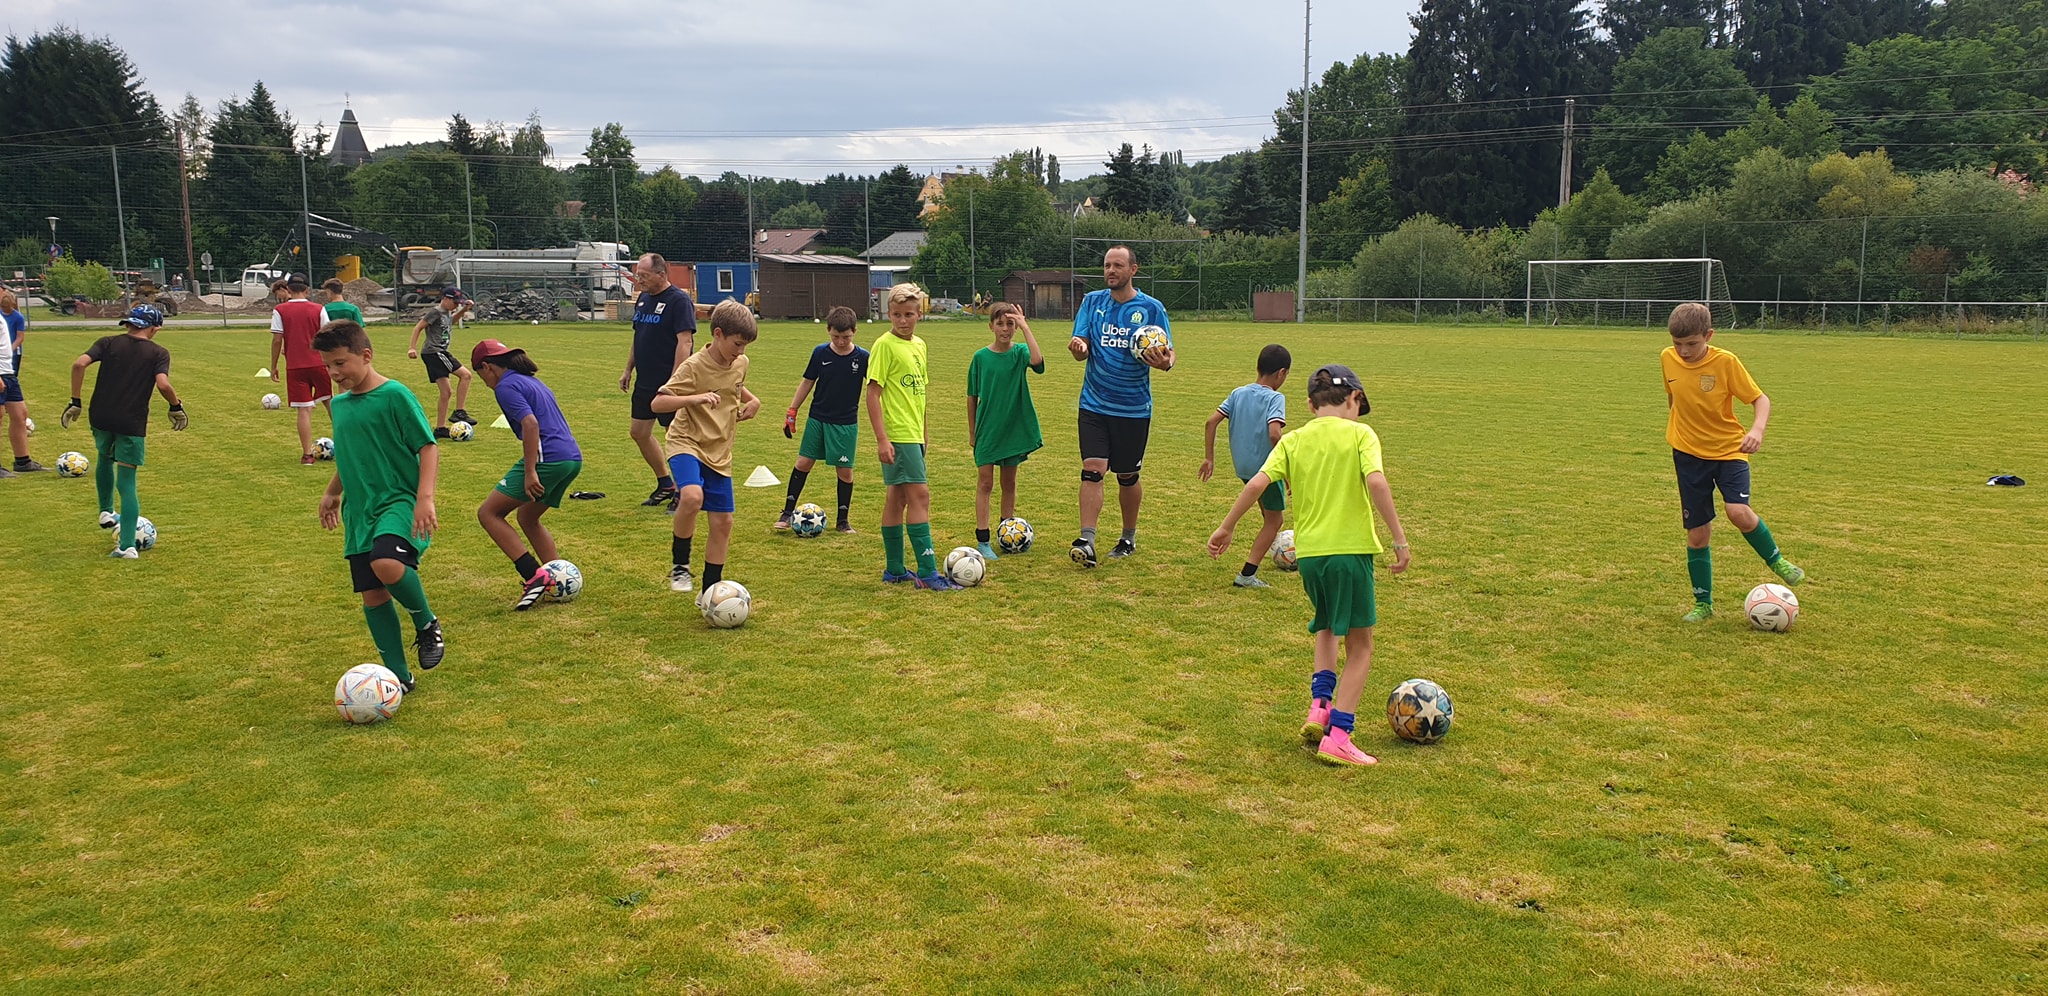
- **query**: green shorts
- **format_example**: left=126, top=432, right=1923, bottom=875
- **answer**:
left=799, top=419, right=859, bottom=468
left=92, top=428, right=145, bottom=466
left=980, top=452, right=1029, bottom=469
left=494, top=459, right=583, bottom=508
left=1244, top=477, right=1286, bottom=512
left=882, top=442, right=927, bottom=486
left=1299, top=553, right=1377, bottom=635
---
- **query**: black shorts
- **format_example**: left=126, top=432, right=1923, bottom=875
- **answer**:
left=1078, top=409, right=1151, bottom=476
left=1673, top=449, right=1752, bottom=529
left=423, top=348, right=462, bottom=383
left=347, top=533, right=422, bottom=592
left=631, top=388, right=675, bottom=427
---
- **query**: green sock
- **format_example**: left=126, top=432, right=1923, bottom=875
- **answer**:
left=1742, top=520, right=1781, bottom=565
left=1686, top=546, right=1712, bottom=604
left=882, top=524, right=906, bottom=574
left=94, top=454, right=114, bottom=514
left=908, top=522, right=938, bottom=576
left=385, top=566, right=436, bottom=630
left=363, top=601, right=414, bottom=682
left=116, top=464, right=139, bottom=549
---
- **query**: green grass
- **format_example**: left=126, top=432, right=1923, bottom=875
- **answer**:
left=5, top=318, right=2045, bottom=993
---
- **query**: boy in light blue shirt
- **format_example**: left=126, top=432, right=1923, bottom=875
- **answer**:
left=1201, top=344, right=1290, bottom=588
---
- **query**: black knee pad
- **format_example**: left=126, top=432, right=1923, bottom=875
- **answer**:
left=1080, top=469, right=1105, bottom=483
left=1117, top=472, right=1140, bottom=488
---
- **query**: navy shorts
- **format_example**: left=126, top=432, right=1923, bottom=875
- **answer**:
left=0, top=373, right=20, bottom=404
left=631, top=388, right=675, bottom=427
left=667, top=453, right=735, bottom=513
left=1674, top=449, right=1752, bottom=529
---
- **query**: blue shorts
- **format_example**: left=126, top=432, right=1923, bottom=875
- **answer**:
left=667, top=453, right=734, bottom=513
left=1673, top=449, right=1752, bottom=529
left=0, top=374, right=20, bottom=405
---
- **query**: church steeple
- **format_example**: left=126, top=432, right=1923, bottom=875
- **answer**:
left=332, top=101, right=370, bottom=167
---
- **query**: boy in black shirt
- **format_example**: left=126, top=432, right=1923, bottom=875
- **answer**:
left=63, top=306, right=187, bottom=558
left=777, top=306, right=868, bottom=534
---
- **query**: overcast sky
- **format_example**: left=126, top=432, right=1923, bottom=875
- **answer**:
left=9, top=0, right=1418, bottom=179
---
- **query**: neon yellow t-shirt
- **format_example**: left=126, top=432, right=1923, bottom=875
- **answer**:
left=1258, top=415, right=1385, bottom=557
left=1662, top=345, right=1762, bottom=462
left=867, top=331, right=928, bottom=445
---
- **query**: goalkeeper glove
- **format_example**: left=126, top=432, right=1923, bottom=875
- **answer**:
left=169, top=403, right=188, bottom=432
left=783, top=407, right=797, bottom=439
left=61, top=397, right=82, bottom=428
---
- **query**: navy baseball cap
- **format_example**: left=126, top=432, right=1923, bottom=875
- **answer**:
left=116, top=304, right=164, bottom=329
left=441, top=286, right=465, bottom=300
left=1312, top=363, right=1369, bottom=414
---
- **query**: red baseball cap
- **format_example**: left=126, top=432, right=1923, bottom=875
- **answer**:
left=471, top=339, right=517, bottom=368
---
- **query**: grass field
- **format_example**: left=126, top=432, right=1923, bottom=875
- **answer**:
left=5, top=317, right=2045, bottom=994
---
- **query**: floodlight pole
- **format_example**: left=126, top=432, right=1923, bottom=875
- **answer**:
left=1295, top=0, right=1310, bottom=323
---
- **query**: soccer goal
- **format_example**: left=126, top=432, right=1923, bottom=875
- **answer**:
left=1525, top=258, right=1734, bottom=328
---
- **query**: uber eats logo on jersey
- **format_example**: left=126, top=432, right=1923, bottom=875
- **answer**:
left=1099, top=322, right=1134, bottom=350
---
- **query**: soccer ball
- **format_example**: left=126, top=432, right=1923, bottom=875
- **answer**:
left=1130, top=324, right=1169, bottom=358
left=542, top=559, right=583, bottom=602
left=21, top=417, right=31, bottom=434
left=134, top=516, right=157, bottom=551
left=1270, top=529, right=1298, bottom=571
left=448, top=420, right=475, bottom=442
left=791, top=502, right=827, bottom=538
left=945, top=546, right=986, bottom=586
left=314, top=437, right=335, bottom=460
left=1387, top=678, right=1454, bottom=744
left=56, top=451, right=89, bottom=477
left=335, top=663, right=405, bottom=724
left=997, top=516, right=1033, bottom=554
left=1745, top=583, right=1800, bottom=632
left=261, top=393, right=282, bottom=410
left=701, top=579, right=752, bottom=628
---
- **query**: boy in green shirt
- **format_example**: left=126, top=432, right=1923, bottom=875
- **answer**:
left=866, top=283, right=959, bottom=590
left=323, top=279, right=365, bottom=326
left=1209, top=365, right=1410, bottom=767
left=314, top=320, right=445, bottom=692
left=966, top=302, right=1044, bottom=560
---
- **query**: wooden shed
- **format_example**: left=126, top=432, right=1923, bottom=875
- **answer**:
left=755, top=253, right=870, bottom=320
left=1000, top=269, right=1080, bottom=319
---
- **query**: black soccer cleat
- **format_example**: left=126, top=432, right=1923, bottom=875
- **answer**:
left=1109, top=538, right=1136, bottom=560
left=433, top=426, right=452, bottom=440
left=399, top=677, right=416, bottom=695
left=642, top=485, right=678, bottom=507
left=451, top=409, right=478, bottom=426
left=415, top=619, right=446, bottom=671
left=1070, top=538, right=1097, bottom=569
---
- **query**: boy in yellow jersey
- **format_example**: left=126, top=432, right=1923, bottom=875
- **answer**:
left=1663, top=302, right=1805, bottom=622
left=867, top=283, right=959, bottom=589
left=1209, top=365, right=1410, bottom=767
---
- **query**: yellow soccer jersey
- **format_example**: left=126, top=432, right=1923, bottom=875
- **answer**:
left=1663, top=345, right=1761, bottom=462
left=1258, top=416, right=1385, bottom=557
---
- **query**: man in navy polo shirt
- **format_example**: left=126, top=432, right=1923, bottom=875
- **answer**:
left=618, top=253, right=696, bottom=507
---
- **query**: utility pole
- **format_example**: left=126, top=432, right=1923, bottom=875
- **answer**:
left=610, top=167, right=621, bottom=247
left=969, top=187, right=977, bottom=300
left=1295, top=0, right=1311, bottom=323
left=299, top=153, right=312, bottom=281
left=111, top=147, right=131, bottom=304
left=464, top=160, right=475, bottom=252
left=176, top=124, right=197, bottom=295
left=1559, top=97, right=1576, bottom=208
left=863, top=178, right=871, bottom=261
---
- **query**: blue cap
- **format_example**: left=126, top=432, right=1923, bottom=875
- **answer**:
left=441, top=286, right=465, bottom=300
left=117, top=305, right=164, bottom=329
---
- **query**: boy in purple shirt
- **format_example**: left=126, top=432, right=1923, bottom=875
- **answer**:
left=472, top=339, right=585, bottom=610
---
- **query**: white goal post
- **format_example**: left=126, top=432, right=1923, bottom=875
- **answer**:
left=1525, top=258, right=1734, bottom=328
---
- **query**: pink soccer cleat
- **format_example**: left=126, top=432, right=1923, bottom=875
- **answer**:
left=1315, top=727, right=1378, bottom=767
left=1300, top=701, right=1331, bottom=749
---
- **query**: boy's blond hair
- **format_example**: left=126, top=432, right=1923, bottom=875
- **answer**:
left=0, top=289, right=15, bottom=310
left=887, top=283, right=926, bottom=307
left=1668, top=302, right=1713, bottom=337
left=709, top=299, right=758, bottom=342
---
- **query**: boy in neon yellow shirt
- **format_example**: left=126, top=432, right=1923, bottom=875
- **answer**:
left=1209, top=364, right=1409, bottom=767
left=1662, top=303, right=1805, bottom=622
left=866, top=283, right=959, bottom=590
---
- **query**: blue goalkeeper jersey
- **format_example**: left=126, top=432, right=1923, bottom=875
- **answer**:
left=1072, top=288, right=1171, bottom=419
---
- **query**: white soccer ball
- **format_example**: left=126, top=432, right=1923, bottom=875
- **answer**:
left=21, top=416, right=32, bottom=435
left=945, top=545, right=986, bottom=586
left=261, top=393, right=282, bottom=410
left=1130, top=324, right=1169, bottom=359
left=701, top=579, right=752, bottom=628
left=529, top=319, right=539, bottom=325
left=134, top=516, right=157, bottom=551
left=448, top=420, right=475, bottom=442
left=56, top=451, right=89, bottom=477
left=335, top=662, right=405, bottom=724
left=543, top=559, right=583, bottom=602
left=314, top=437, right=335, bottom=460
left=1270, top=529, right=1298, bottom=571
left=1745, top=583, right=1800, bottom=632
left=997, top=516, right=1033, bottom=554
left=791, top=502, right=827, bottom=538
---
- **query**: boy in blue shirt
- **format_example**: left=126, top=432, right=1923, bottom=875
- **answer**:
left=472, top=339, right=584, bottom=611
left=777, top=306, right=868, bottom=534
left=1201, top=344, right=1290, bottom=588
left=1066, top=245, right=1174, bottom=567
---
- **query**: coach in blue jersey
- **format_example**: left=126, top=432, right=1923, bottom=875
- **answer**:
left=1066, top=244, right=1174, bottom=568
left=620, top=253, right=696, bottom=507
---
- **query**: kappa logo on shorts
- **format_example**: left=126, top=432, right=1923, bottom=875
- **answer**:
left=1698, top=374, right=1716, bottom=391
